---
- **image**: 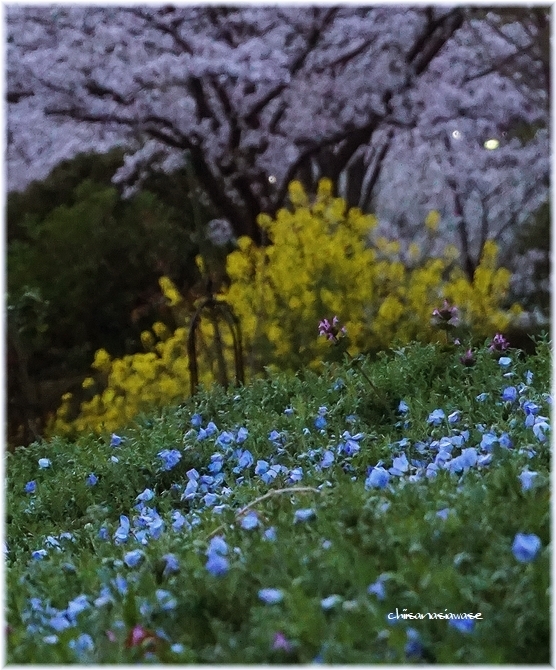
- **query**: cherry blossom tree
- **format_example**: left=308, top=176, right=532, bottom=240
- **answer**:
left=7, top=5, right=549, bottom=281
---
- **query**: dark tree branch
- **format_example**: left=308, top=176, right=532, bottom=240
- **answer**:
left=407, top=8, right=464, bottom=76
left=245, top=7, right=338, bottom=125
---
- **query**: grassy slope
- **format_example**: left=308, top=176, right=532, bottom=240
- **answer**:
left=6, top=340, right=550, bottom=663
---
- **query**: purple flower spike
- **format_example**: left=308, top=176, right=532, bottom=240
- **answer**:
left=318, top=316, right=347, bottom=344
left=432, top=300, right=459, bottom=328
left=460, top=349, right=476, bottom=366
left=489, top=332, right=509, bottom=352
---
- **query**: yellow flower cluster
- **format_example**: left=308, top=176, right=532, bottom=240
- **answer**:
left=48, top=179, right=522, bottom=437
left=224, top=179, right=521, bottom=371
left=47, top=276, right=236, bottom=437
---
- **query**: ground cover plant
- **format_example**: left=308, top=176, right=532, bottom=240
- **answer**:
left=6, top=329, right=550, bottom=663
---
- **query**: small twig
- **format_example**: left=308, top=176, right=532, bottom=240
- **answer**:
left=206, top=486, right=321, bottom=540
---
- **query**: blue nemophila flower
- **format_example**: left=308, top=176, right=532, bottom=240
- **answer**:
left=49, top=614, right=71, bottom=631
left=502, top=386, right=517, bottom=402
left=158, top=449, right=181, bottom=471
left=44, top=635, right=58, bottom=645
left=498, top=357, right=512, bottom=367
left=398, top=400, right=409, bottom=414
left=110, top=456, right=119, bottom=463
left=322, top=539, right=332, bottom=550
left=522, top=400, right=540, bottom=416
left=427, top=409, right=445, bottom=425
left=114, top=515, right=130, bottom=544
left=338, top=431, right=363, bottom=456
left=112, top=574, right=128, bottom=595
left=240, top=511, right=259, bottom=530
left=256, top=461, right=282, bottom=484
left=200, top=473, right=215, bottom=488
left=367, top=574, right=387, bottom=600
left=208, top=535, right=228, bottom=556
left=268, top=429, right=282, bottom=443
left=389, top=453, right=409, bottom=476
left=321, top=450, right=335, bottom=468
left=187, top=467, right=200, bottom=481
left=480, top=432, right=498, bottom=452
left=478, top=454, right=493, bottom=467
left=216, top=431, right=234, bottom=448
left=203, top=493, right=218, bottom=507
left=45, top=536, right=60, bottom=549
left=69, top=633, right=94, bottom=655
left=314, top=415, right=327, bottom=430
left=258, top=588, right=284, bottom=604
left=156, top=589, right=177, bottom=610
left=476, top=392, right=489, bottom=402
left=32, top=549, right=48, bottom=560
left=148, top=515, right=165, bottom=540
left=405, top=628, right=424, bottom=659
left=136, top=488, right=154, bottom=502
left=98, top=526, right=109, bottom=541
left=518, top=468, right=538, bottom=492
left=191, top=413, right=202, bottom=427
left=162, top=553, right=180, bottom=576
left=321, top=594, right=342, bottom=610
left=365, top=465, right=390, bottom=489
left=448, top=410, right=460, bottom=424
left=436, top=508, right=451, bottom=520
left=525, top=370, right=534, bottom=384
left=287, top=466, right=303, bottom=483
left=66, top=595, right=90, bottom=621
left=294, top=508, right=316, bottom=523
left=86, top=473, right=98, bottom=487
left=110, top=433, right=123, bottom=447
left=237, top=427, right=249, bottom=443
left=24, top=481, right=36, bottom=494
left=255, top=458, right=270, bottom=473
left=171, top=510, right=188, bottom=532
left=512, top=533, right=542, bottom=562
left=449, top=618, right=475, bottom=634
left=38, top=458, right=51, bottom=469
left=206, top=421, right=218, bottom=435
left=447, top=448, right=478, bottom=474
left=532, top=416, right=550, bottom=442
left=208, top=453, right=224, bottom=474
left=124, top=549, right=144, bottom=568
left=206, top=553, right=229, bottom=577
left=237, top=449, right=254, bottom=469
left=264, top=527, right=277, bottom=542
left=426, top=463, right=439, bottom=479
left=94, top=586, right=114, bottom=608
left=284, top=407, right=294, bottom=416
left=433, top=449, right=450, bottom=467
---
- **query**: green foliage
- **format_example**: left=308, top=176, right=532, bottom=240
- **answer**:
left=6, top=339, right=550, bottom=663
left=7, top=149, right=219, bottom=446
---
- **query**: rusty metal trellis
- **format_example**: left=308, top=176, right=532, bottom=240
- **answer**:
left=187, top=296, right=244, bottom=397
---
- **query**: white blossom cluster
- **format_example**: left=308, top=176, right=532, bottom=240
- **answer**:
left=6, top=6, right=549, bottom=289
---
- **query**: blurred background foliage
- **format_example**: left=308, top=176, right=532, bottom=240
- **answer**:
left=7, top=152, right=550, bottom=449
left=6, top=149, right=224, bottom=447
